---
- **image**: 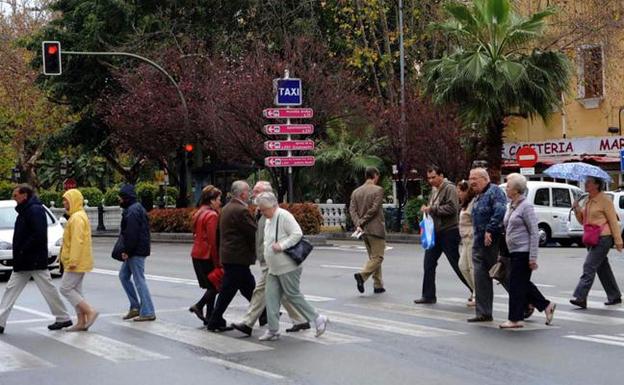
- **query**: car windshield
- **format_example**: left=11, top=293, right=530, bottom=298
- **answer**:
left=0, top=207, right=18, bottom=229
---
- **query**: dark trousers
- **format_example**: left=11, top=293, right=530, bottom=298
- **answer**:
left=472, top=237, right=499, bottom=317
left=507, top=252, right=550, bottom=322
left=573, top=236, right=622, bottom=301
left=422, top=227, right=472, bottom=299
left=207, top=263, right=256, bottom=328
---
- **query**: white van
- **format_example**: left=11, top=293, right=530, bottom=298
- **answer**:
left=500, top=181, right=583, bottom=246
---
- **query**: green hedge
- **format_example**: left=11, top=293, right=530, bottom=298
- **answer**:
left=104, top=187, right=120, bottom=206
left=80, top=187, right=104, bottom=206
left=39, top=190, right=62, bottom=207
left=0, top=181, right=14, bottom=200
left=405, top=196, right=427, bottom=231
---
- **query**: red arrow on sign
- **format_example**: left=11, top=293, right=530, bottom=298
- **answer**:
left=263, top=124, right=314, bottom=135
left=265, top=156, right=316, bottom=167
left=516, top=146, right=538, bottom=168
left=263, top=108, right=313, bottom=119
left=264, top=140, right=315, bottom=151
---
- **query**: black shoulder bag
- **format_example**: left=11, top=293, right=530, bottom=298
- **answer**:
left=275, top=213, right=313, bottom=265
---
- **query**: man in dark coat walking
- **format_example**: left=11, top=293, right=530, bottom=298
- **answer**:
left=0, top=184, right=72, bottom=334
left=113, top=184, right=155, bottom=322
left=206, top=180, right=257, bottom=332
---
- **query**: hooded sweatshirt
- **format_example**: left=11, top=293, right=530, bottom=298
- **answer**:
left=60, top=189, right=94, bottom=272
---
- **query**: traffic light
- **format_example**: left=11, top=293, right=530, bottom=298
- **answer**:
left=42, top=41, right=62, bottom=75
left=184, top=144, right=194, bottom=153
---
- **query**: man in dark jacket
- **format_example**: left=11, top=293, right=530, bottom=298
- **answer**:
left=0, top=184, right=72, bottom=334
left=414, top=166, right=472, bottom=304
left=206, top=180, right=257, bottom=332
left=113, top=184, right=155, bottom=322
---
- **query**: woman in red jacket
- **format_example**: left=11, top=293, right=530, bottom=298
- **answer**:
left=188, top=185, right=222, bottom=324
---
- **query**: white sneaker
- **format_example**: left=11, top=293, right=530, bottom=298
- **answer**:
left=258, top=330, right=280, bottom=341
left=315, top=315, right=328, bottom=337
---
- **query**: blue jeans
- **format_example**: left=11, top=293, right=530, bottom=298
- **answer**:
left=119, top=256, right=155, bottom=316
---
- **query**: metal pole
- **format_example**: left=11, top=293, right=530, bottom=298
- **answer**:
left=284, top=69, right=294, bottom=203
left=63, top=51, right=189, bottom=131
left=397, top=0, right=406, bottom=232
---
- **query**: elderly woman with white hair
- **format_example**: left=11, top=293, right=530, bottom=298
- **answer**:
left=255, top=192, right=328, bottom=341
left=502, top=173, right=556, bottom=328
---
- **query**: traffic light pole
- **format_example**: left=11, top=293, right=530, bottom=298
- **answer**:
left=63, top=51, right=189, bottom=131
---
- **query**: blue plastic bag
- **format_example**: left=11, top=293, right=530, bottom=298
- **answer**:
left=419, top=214, right=435, bottom=250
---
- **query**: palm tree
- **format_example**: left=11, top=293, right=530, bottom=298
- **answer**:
left=314, top=120, right=386, bottom=204
left=422, top=0, right=571, bottom=177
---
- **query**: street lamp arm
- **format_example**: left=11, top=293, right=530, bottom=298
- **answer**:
left=63, top=50, right=189, bottom=131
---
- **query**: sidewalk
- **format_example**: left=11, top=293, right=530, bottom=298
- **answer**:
left=92, top=231, right=419, bottom=245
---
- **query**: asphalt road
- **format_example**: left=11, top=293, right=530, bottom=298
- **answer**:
left=0, top=239, right=623, bottom=385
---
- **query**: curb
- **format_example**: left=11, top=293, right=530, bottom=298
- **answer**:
left=92, top=231, right=330, bottom=246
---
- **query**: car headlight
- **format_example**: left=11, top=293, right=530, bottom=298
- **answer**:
left=55, top=238, right=63, bottom=247
left=0, top=241, right=12, bottom=250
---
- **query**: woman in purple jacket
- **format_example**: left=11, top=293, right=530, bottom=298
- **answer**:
left=501, top=173, right=556, bottom=329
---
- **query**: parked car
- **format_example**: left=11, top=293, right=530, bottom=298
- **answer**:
left=0, top=200, right=63, bottom=280
left=567, top=190, right=624, bottom=244
left=500, top=181, right=583, bottom=246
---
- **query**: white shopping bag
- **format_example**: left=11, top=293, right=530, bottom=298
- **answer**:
left=419, top=214, right=435, bottom=250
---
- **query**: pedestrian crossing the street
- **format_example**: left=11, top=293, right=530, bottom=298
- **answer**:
left=0, top=295, right=623, bottom=375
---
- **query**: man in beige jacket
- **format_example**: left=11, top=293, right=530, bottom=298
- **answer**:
left=350, top=167, right=386, bottom=294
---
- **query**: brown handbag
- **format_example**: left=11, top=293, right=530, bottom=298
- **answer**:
left=489, top=261, right=506, bottom=282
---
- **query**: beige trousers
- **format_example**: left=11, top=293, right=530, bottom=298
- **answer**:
left=360, top=235, right=385, bottom=289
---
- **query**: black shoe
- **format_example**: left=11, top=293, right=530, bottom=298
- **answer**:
left=570, top=298, right=587, bottom=309
left=259, top=309, right=268, bottom=326
left=354, top=273, right=365, bottom=293
left=47, top=320, right=73, bottom=330
left=605, top=298, right=622, bottom=306
left=286, top=322, right=311, bottom=333
left=413, top=298, right=436, bottom=304
left=207, top=325, right=234, bottom=332
left=374, top=288, right=386, bottom=294
left=231, top=323, right=253, bottom=337
left=0, top=326, right=4, bottom=334
left=467, top=315, right=493, bottom=323
left=189, top=305, right=205, bottom=322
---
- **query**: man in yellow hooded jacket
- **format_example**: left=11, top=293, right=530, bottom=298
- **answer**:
left=60, top=189, right=98, bottom=331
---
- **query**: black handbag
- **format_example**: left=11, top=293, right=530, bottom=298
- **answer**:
left=275, top=214, right=313, bottom=265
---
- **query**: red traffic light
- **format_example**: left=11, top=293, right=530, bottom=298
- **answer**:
left=42, top=41, right=62, bottom=75
left=184, top=144, right=194, bottom=152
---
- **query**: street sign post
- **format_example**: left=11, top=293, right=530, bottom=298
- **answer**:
left=262, top=108, right=313, bottom=119
left=520, top=167, right=535, bottom=176
left=263, top=124, right=314, bottom=135
left=264, top=140, right=315, bottom=151
left=265, top=156, right=316, bottom=168
left=274, top=78, right=302, bottom=106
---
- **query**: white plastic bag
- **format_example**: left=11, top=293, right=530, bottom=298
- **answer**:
left=419, top=214, right=435, bottom=250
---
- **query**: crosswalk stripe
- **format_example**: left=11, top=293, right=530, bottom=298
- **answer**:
left=278, top=322, right=369, bottom=345
left=201, top=357, right=286, bottom=380
left=32, top=328, right=169, bottom=363
left=497, top=294, right=624, bottom=313
left=590, top=334, right=624, bottom=342
left=304, top=295, right=336, bottom=302
left=564, top=335, right=624, bottom=348
left=348, top=302, right=553, bottom=331
left=458, top=297, right=624, bottom=325
left=0, top=340, right=54, bottom=372
left=113, top=320, right=272, bottom=354
left=320, top=309, right=465, bottom=337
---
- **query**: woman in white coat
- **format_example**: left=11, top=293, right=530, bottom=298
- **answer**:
left=256, top=192, right=328, bottom=341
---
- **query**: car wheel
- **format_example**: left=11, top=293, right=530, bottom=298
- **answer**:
left=538, top=224, right=551, bottom=247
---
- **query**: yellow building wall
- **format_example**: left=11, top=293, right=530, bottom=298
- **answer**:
left=505, top=0, right=624, bottom=143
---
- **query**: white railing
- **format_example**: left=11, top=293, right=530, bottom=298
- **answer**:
left=317, top=203, right=396, bottom=227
